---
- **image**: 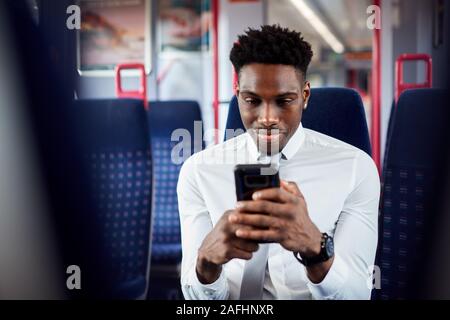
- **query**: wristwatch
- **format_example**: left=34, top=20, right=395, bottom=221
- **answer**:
left=293, top=233, right=334, bottom=267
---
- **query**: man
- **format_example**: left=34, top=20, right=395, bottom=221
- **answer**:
left=177, top=25, right=380, bottom=300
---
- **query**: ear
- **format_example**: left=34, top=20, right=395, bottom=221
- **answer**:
left=303, top=81, right=311, bottom=109
left=233, top=68, right=239, bottom=96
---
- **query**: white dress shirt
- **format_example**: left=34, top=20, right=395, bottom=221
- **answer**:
left=177, top=124, right=380, bottom=300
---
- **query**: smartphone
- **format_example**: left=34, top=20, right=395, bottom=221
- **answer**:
left=234, top=164, right=280, bottom=201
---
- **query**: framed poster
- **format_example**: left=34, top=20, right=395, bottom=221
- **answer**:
left=158, top=0, right=211, bottom=53
left=77, top=0, right=151, bottom=76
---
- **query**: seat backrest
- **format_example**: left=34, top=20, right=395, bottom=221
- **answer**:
left=376, top=89, right=447, bottom=299
left=383, top=100, right=397, bottom=168
left=148, top=100, right=203, bottom=265
left=225, top=88, right=372, bottom=155
left=0, top=1, right=69, bottom=299
left=71, top=98, right=153, bottom=299
left=1, top=1, right=125, bottom=299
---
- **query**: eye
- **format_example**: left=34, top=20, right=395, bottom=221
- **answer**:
left=276, top=98, right=294, bottom=106
left=244, top=98, right=261, bottom=106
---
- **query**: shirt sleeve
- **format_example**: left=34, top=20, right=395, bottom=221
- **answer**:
left=307, top=151, right=380, bottom=300
left=177, top=157, right=230, bottom=300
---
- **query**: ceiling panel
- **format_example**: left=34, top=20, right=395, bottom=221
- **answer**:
left=314, top=0, right=373, bottom=50
left=267, top=0, right=373, bottom=52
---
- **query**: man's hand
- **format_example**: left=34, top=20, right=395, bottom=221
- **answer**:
left=196, top=210, right=259, bottom=284
left=229, top=180, right=322, bottom=254
left=229, top=180, right=333, bottom=283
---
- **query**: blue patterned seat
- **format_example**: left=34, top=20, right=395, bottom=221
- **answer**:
left=224, top=88, right=372, bottom=155
left=147, top=100, right=203, bottom=299
left=71, top=99, right=152, bottom=299
left=148, top=101, right=203, bottom=264
left=375, top=89, right=447, bottom=299
left=151, top=137, right=184, bottom=263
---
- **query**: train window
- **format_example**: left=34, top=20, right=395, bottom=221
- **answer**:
left=158, top=0, right=211, bottom=54
left=76, top=0, right=151, bottom=76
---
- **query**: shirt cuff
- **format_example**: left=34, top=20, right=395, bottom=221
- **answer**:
left=307, top=253, right=349, bottom=299
left=192, top=268, right=229, bottom=300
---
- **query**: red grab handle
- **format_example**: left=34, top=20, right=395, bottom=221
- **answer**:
left=115, top=63, right=148, bottom=109
left=395, top=53, right=432, bottom=103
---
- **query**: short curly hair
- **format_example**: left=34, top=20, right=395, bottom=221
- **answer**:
left=230, top=25, right=313, bottom=79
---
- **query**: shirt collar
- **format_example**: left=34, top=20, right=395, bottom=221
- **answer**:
left=245, top=123, right=306, bottom=163
left=280, top=123, right=306, bottom=161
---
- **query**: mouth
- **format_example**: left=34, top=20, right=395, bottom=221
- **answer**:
left=257, top=132, right=280, bottom=142
left=254, top=129, right=284, bottom=143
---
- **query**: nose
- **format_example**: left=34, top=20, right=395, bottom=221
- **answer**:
left=257, top=102, right=279, bottom=128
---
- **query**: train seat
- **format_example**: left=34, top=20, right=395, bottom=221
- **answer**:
left=376, top=89, right=447, bottom=299
left=147, top=100, right=203, bottom=299
left=224, top=87, right=372, bottom=156
left=71, top=98, right=153, bottom=299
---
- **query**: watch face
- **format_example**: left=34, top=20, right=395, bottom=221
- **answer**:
left=325, top=237, right=334, bottom=257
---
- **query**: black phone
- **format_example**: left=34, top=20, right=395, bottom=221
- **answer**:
left=234, top=164, right=280, bottom=201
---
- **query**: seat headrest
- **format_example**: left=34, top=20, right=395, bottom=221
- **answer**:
left=387, top=89, right=448, bottom=167
left=225, top=88, right=371, bottom=155
left=71, top=99, right=149, bottom=150
left=148, top=100, right=202, bottom=135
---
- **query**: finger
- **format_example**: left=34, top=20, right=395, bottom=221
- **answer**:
left=281, top=180, right=303, bottom=198
left=252, top=187, right=296, bottom=203
left=225, top=248, right=253, bottom=261
left=234, top=200, right=286, bottom=215
left=233, top=238, right=259, bottom=253
left=230, top=213, right=283, bottom=229
left=235, top=228, right=284, bottom=243
left=225, top=221, right=253, bottom=235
